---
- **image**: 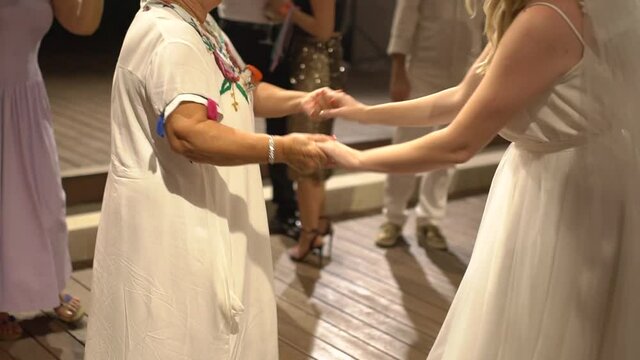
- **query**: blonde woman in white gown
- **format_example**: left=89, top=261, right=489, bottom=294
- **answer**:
left=318, top=0, right=640, bottom=358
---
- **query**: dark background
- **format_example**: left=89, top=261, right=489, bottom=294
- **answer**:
left=39, top=2, right=356, bottom=74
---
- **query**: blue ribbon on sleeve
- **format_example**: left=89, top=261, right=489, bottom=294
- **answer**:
left=156, top=113, right=166, bottom=137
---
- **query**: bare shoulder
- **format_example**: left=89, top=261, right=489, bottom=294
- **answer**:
left=491, top=1, right=584, bottom=79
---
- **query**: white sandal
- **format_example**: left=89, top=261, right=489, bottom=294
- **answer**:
left=54, top=294, right=84, bottom=323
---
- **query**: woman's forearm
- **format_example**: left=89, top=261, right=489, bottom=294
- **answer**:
left=174, top=120, right=278, bottom=166
left=356, top=127, right=472, bottom=173
left=355, top=46, right=489, bottom=127
left=166, top=102, right=328, bottom=169
left=360, top=86, right=465, bottom=127
left=253, top=82, right=305, bottom=118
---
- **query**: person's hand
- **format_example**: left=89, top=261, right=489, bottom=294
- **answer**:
left=390, top=65, right=411, bottom=102
left=317, top=89, right=369, bottom=122
left=265, top=0, right=291, bottom=22
left=317, top=140, right=363, bottom=170
left=279, top=133, right=333, bottom=174
left=300, top=87, right=333, bottom=121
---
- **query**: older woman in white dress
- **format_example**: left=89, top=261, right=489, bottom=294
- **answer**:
left=84, top=0, right=329, bottom=358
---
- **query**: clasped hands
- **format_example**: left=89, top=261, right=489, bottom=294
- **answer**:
left=279, top=88, right=366, bottom=175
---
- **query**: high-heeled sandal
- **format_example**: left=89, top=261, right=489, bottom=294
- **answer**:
left=0, top=313, right=23, bottom=341
left=318, top=216, right=334, bottom=259
left=289, top=228, right=326, bottom=267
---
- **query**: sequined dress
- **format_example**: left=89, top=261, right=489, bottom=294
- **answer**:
left=286, top=0, right=347, bottom=180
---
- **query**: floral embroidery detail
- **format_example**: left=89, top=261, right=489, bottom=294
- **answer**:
left=148, top=1, right=256, bottom=112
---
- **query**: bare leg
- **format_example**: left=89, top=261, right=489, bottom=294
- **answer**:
left=289, top=178, right=325, bottom=259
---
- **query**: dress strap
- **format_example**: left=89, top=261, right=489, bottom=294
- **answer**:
left=528, top=2, right=586, bottom=47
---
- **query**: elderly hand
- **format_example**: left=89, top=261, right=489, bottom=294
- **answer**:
left=280, top=133, right=333, bottom=174
left=317, top=89, right=369, bottom=122
left=300, top=87, right=334, bottom=121
left=317, top=140, right=363, bottom=170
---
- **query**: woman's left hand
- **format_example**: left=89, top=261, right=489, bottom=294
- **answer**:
left=300, top=87, right=333, bottom=121
left=317, top=140, right=363, bottom=170
left=265, top=0, right=292, bottom=22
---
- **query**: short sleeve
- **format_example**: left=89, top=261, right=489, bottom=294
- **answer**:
left=145, top=40, right=218, bottom=119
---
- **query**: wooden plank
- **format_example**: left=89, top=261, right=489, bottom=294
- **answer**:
left=277, top=298, right=393, bottom=360
left=278, top=338, right=313, bottom=360
left=50, top=122, right=108, bottom=164
left=338, top=220, right=466, bottom=286
left=274, top=265, right=435, bottom=347
left=70, top=269, right=93, bottom=291
left=274, top=278, right=429, bottom=360
left=272, top=233, right=457, bottom=312
left=19, top=314, right=84, bottom=360
left=277, top=309, right=354, bottom=360
left=0, top=324, right=57, bottom=360
left=332, top=226, right=464, bottom=302
left=273, top=261, right=441, bottom=341
left=52, top=107, right=110, bottom=141
left=272, top=241, right=449, bottom=329
left=324, top=243, right=456, bottom=308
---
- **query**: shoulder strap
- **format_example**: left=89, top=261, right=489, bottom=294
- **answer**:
left=528, top=2, right=586, bottom=47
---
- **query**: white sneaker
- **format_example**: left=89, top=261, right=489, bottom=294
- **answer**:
left=375, top=222, right=402, bottom=248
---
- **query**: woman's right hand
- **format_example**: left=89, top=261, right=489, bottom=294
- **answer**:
left=318, top=89, right=369, bottom=122
left=265, top=0, right=291, bottom=22
left=316, top=140, right=363, bottom=170
left=278, top=133, right=333, bottom=174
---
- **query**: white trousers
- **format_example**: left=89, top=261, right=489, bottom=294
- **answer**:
left=383, top=71, right=456, bottom=227
left=383, top=126, right=455, bottom=227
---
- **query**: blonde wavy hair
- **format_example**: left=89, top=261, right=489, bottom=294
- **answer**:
left=466, top=0, right=528, bottom=72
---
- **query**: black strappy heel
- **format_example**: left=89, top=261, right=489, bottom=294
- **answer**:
left=318, top=216, right=334, bottom=260
left=289, top=228, right=326, bottom=267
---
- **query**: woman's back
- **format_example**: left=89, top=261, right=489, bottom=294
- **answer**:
left=293, top=0, right=347, bottom=33
left=0, top=0, right=52, bottom=87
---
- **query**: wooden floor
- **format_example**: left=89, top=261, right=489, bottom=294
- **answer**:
left=0, top=194, right=486, bottom=360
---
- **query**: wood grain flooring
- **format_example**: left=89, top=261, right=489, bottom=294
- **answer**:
left=1, top=194, right=486, bottom=359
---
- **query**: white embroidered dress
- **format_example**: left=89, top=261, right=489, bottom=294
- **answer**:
left=85, top=4, right=277, bottom=359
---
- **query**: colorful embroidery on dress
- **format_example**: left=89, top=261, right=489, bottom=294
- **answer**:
left=151, top=1, right=256, bottom=112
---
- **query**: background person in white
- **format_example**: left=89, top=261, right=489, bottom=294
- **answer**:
left=376, top=0, right=483, bottom=249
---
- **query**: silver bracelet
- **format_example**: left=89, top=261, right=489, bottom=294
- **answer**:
left=268, top=136, right=276, bottom=164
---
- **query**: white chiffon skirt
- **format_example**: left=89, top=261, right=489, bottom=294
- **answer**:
left=428, top=136, right=640, bottom=360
